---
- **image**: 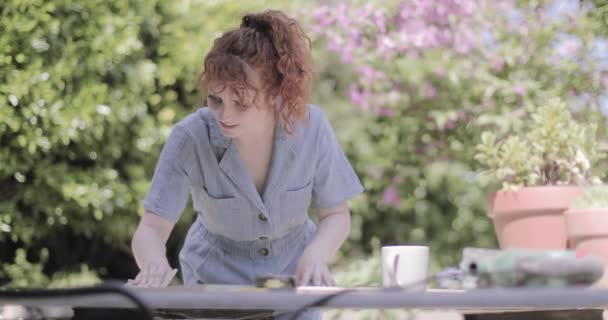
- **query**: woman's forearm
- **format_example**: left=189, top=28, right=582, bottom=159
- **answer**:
left=307, top=206, right=351, bottom=262
left=131, top=223, right=168, bottom=269
left=131, top=212, right=175, bottom=269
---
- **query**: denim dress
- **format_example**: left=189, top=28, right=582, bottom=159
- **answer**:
left=143, top=105, right=364, bottom=319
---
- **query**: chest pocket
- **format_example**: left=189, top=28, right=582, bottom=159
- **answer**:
left=192, top=187, right=254, bottom=238
left=192, top=187, right=240, bottom=213
left=280, top=181, right=313, bottom=228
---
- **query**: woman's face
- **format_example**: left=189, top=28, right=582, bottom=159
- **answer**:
left=206, top=83, right=275, bottom=139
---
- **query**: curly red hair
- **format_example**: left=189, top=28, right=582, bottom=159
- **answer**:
left=196, top=10, right=315, bottom=135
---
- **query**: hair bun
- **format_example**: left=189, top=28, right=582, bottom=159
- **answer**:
left=241, top=15, right=271, bottom=32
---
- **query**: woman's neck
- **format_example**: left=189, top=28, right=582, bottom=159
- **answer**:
left=233, top=110, right=277, bottom=149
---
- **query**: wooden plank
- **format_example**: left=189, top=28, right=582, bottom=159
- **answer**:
left=3, top=286, right=608, bottom=312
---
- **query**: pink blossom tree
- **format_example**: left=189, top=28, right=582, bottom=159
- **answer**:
left=305, top=0, right=608, bottom=267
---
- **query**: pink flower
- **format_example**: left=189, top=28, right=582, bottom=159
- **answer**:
left=378, top=35, right=396, bottom=55
left=496, top=0, right=516, bottom=13
left=399, top=2, right=415, bottom=21
left=435, top=67, right=446, bottom=77
left=350, top=29, right=362, bottom=46
left=377, top=107, right=396, bottom=117
left=312, top=5, right=329, bottom=19
left=490, top=56, right=505, bottom=72
left=517, top=25, right=529, bottom=37
left=453, top=27, right=476, bottom=54
left=375, top=70, right=387, bottom=81
left=387, top=90, right=401, bottom=105
left=335, top=4, right=351, bottom=29
left=403, top=49, right=419, bottom=60
left=317, top=16, right=334, bottom=28
left=457, top=111, right=469, bottom=121
left=513, top=84, right=527, bottom=97
left=357, top=3, right=374, bottom=19
left=433, top=2, right=449, bottom=22
left=424, top=82, right=438, bottom=99
left=356, top=66, right=387, bottom=83
left=311, top=5, right=334, bottom=33
left=357, top=66, right=375, bottom=83
left=325, top=30, right=344, bottom=52
left=444, top=119, right=455, bottom=130
left=562, top=39, right=581, bottom=56
left=348, top=84, right=371, bottom=111
left=455, top=0, right=477, bottom=16
left=437, top=29, right=453, bottom=47
left=382, top=184, right=401, bottom=207
left=341, top=45, right=354, bottom=64
left=372, top=11, right=386, bottom=33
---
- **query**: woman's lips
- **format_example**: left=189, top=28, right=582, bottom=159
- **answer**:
left=220, top=121, right=239, bottom=129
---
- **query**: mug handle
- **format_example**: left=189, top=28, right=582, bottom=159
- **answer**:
left=387, top=253, right=401, bottom=287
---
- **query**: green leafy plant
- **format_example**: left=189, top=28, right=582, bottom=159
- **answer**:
left=475, top=97, right=605, bottom=190
left=570, top=186, right=608, bottom=209
left=0, top=0, right=288, bottom=286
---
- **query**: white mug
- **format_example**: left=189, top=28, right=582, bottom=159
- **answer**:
left=382, top=245, right=429, bottom=290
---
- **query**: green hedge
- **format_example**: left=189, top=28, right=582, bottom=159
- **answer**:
left=0, top=0, right=288, bottom=287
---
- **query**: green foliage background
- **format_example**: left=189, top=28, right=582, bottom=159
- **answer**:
left=1, top=0, right=607, bottom=291
left=0, top=0, right=290, bottom=287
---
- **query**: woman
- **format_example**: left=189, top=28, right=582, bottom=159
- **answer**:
left=128, top=9, right=364, bottom=319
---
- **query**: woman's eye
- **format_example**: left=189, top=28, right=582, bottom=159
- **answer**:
left=207, top=95, right=222, bottom=107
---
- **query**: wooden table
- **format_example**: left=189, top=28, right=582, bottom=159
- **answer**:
left=2, top=285, right=607, bottom=319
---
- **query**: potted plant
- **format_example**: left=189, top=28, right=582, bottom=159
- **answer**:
left=475, top=97, right=604, bottom=249
left=566, top=186, right=608, bottom=281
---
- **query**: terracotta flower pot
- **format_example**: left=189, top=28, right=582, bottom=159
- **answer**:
left=566, top=208, right=608, bottom=271
left=486, top=186, right=583, bottom=249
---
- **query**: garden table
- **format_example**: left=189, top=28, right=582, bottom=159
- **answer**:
left=2, top=285, right=608, bottom=319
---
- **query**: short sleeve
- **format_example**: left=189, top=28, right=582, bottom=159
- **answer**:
left=142, top=125, right=193, bottom=223
left=312, top=110, right=364, bottom=209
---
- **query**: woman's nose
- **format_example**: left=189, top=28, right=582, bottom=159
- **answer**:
left=219, top=105, right=236, bottom=122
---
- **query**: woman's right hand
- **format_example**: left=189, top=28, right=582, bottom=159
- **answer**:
left=128, top=212, right=177, bottom=288
left=126, top=260, right=178, bottom=288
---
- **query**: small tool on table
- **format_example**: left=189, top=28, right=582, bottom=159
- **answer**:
left=255, top=274, right=296, bottom=289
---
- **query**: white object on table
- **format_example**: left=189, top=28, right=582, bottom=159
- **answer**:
left=382, top=245, right=429, bottom=290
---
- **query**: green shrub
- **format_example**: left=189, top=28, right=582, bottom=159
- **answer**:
left=0, top=0, right=287, bottom=285
left=475, top=97, right=605, bottom=190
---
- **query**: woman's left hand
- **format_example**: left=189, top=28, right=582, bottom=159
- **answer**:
left=295, top=246, right=336, bottom=287
left=295, top=203, right=351, bottom=287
